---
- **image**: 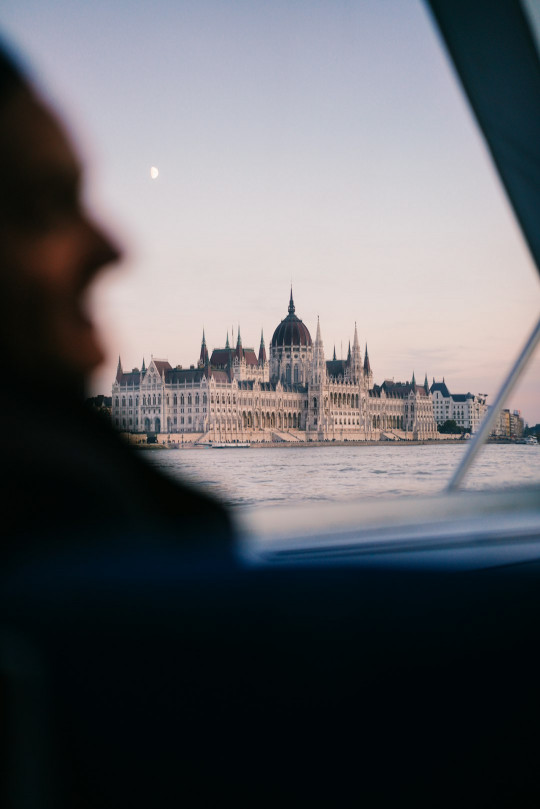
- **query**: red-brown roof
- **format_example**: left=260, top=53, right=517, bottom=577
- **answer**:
left=210, top=349, right=232, bottom=367
left=326, top=359, right=348, bottom=378
left=241, top=349, right=258, bottom=366
left=117, top=371, right=141, bottom=386
left=209, top=370, right=230, bottom=383
left=210, top=347, right=258, bottom=368
left=153, top=360, right=172, bottom=377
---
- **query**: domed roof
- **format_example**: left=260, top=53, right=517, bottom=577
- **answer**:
left=271, top=290, right=312, bottom=348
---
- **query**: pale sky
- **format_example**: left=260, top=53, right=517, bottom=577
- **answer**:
left=2, top=0, right=539, bottom=423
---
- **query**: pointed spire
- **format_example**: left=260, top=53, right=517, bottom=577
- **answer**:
left=116, top=355, right=123, bottom=381
left=363, top=344, right=371, bottom=374
left=353, top=321, right=360, bottom=350
left=411, top=371, right=416, bottom=387
left=333, top=345, right=337, bottom=361
left=288, top=286, right=295, bottom=316
left=349, top=322, right=362, bottom=382
left=225, top=331, right=230, bottom=349
left=424, top=372, right=429, bottom=394
left=141, top=357, right=146, bottom=374
left=199, top=328, right=209, bottom=367
left=235, top=324, right=243, bottom=362
left=311, top=316, right=326, bottom=385
left=258, top=329, right=267, bottom=365
left=347, top=341, right=351, bottom=362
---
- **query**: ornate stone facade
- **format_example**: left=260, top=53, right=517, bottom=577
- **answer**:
left=431, top=380, right=488, bottom=433
left=112, top=291, right=438, bottom=441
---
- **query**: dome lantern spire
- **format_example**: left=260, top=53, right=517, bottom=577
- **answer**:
left=288, top=286, right=295, bottom=316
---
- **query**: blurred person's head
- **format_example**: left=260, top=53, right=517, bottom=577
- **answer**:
left=0, top=41, right=120, bottom=395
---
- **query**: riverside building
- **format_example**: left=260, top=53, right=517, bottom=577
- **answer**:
left=430, top=380, right=488, bottom=433
left=112, top=291, right=438, bottom=442
left=491, top=408, right=524, bottom=439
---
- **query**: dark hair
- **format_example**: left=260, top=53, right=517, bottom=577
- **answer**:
left=0, top=39, right=26, bottom=105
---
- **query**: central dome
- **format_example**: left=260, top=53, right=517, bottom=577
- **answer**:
left=271, top=291, right=312, bottom=348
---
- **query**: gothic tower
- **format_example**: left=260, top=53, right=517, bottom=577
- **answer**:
left=351, top=322, right=362, bottom=383
left=363, top=344, right=373, bottom=387
left=198, top=329, right=209, bottom=367
left=307, top=317, right=327, bottom=437
left=311, top=317, right=326, bottom=385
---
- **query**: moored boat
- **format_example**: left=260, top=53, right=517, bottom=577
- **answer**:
left=210, top=441, right=251, bottom=449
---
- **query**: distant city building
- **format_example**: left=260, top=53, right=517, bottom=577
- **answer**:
left=492, top=407, right=511, bottom=437
left=112, top=290, right=438, bottom=442
left=491, top=408, right=524, bottom=438
left=430, top=380, right=488, bottom=432
left=510, top=410, right=525, bottom=438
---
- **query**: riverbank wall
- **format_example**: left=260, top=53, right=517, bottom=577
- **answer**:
left=123, top=430, right=466, bottom=449
left=133, top=438, right=472, bottom=450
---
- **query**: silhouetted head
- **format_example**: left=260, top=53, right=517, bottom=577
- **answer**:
left=0, top=40, right=120, bottom=394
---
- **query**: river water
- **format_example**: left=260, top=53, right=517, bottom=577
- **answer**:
left=146, top=443, right=540, bottom=510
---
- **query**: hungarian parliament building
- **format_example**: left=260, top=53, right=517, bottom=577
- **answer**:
left=111, top=291, right=439, bottom=442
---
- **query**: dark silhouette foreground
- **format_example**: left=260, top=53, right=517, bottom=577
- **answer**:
left=0, top=43, right=233, bottom=556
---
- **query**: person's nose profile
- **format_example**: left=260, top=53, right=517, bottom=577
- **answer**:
left=83, top=214, right=122, bottom=279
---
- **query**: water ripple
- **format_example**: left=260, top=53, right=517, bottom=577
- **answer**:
left=146, top=444, right=540, bottom=508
